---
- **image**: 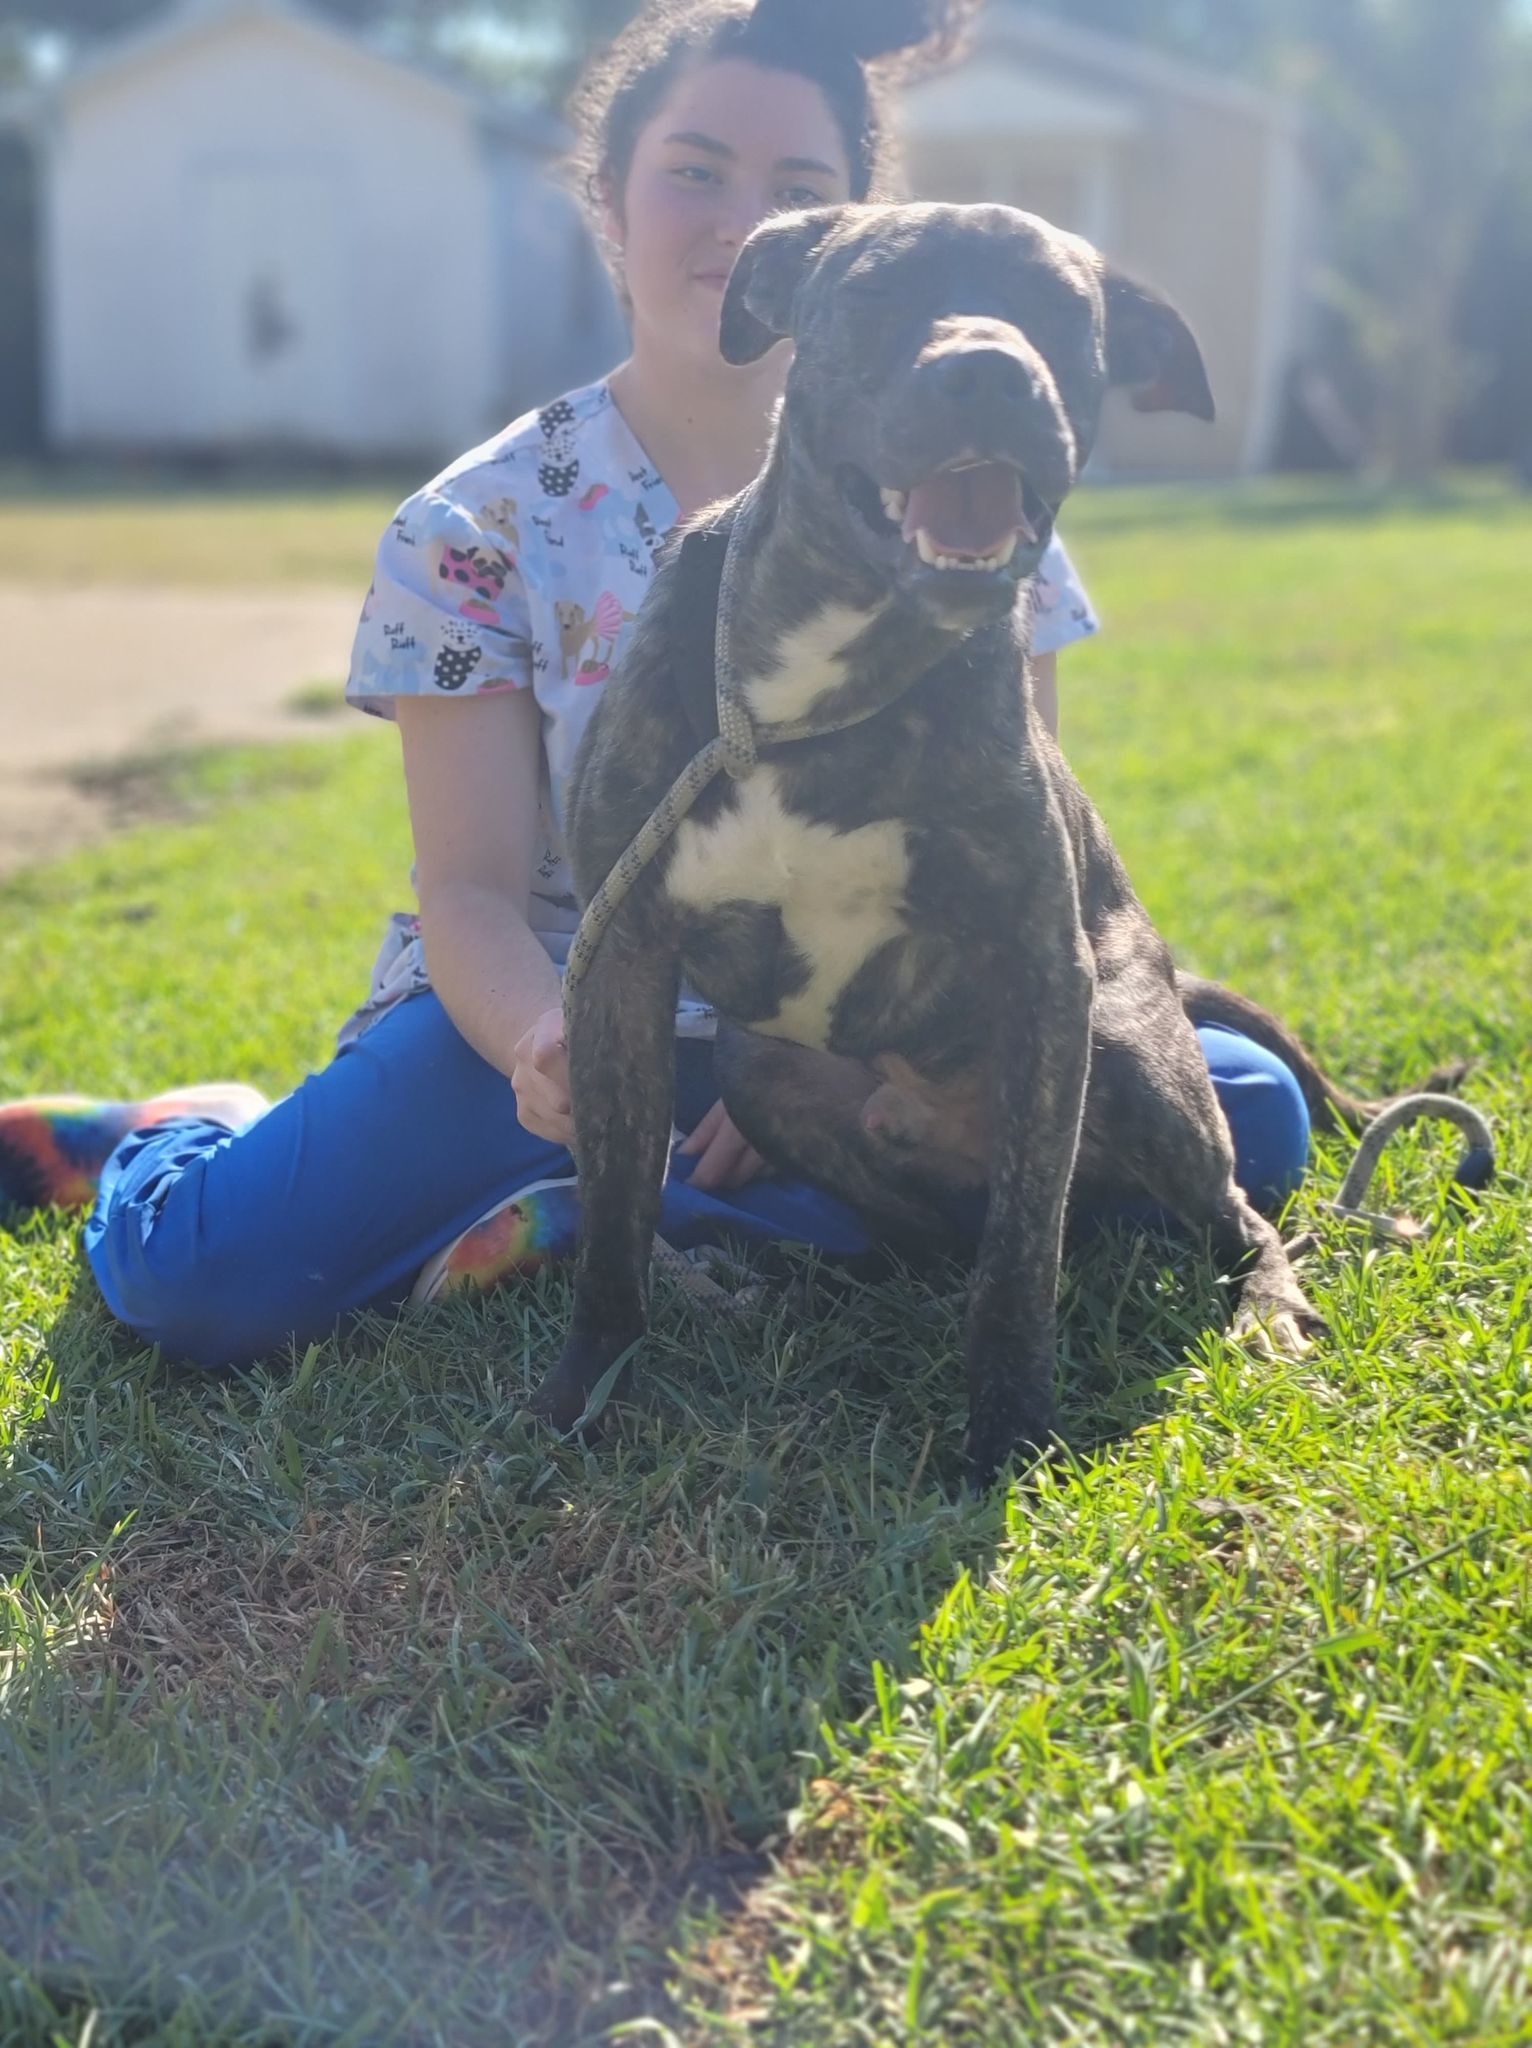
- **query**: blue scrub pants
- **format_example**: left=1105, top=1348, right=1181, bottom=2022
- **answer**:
left=84, top=991, right=1309, bottom=1370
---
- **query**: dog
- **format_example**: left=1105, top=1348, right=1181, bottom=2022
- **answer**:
left=533, top=201, right=1377, bottom=1489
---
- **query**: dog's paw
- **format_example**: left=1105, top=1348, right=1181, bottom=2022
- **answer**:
left=529, top=1329, right=640, bottom=1439
left=1231, top=1299, right=1328, bottom=1360
left=962, top=1404, right=1057, bottom=1497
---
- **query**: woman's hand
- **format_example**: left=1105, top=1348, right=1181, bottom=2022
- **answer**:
left=511, top=1006, right=574, bottom=1148
left=677, top=1098, right=770, bottom=1191
left=510, top=1011, right=770, bottom=1191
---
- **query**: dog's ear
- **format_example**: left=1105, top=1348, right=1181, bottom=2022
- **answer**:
left=1102, top=269, right=1216, bottom=421
left=719, top=206, right=846, bottom=365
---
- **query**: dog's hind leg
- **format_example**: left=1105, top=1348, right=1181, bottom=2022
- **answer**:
left=531, top=927, right=679, bottom=1436
left=713, top=1023, right=975, bottom=1266
left=1082, top=972, right=1325, bottom=1355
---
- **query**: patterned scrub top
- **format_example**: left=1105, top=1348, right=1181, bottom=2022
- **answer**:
left=342, top=378, right=1101, bottom=1045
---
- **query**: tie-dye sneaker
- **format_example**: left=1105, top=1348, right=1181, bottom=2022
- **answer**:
left=410, top=1176, right=583, bottom=1305
left=0, top=1085, right=270, bottom=1215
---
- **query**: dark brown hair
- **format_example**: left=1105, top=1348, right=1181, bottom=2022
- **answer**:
left=571, top=0, right=978, bottom=217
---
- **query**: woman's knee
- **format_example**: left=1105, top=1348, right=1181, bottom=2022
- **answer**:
left=1196, top=1024, right=1311, bottom=1210
left=85, top=1126, right=320, bottom=1368
left=82, top=994, right=564, bottom=1367
left=101, top=1275, right=313, bottom=1373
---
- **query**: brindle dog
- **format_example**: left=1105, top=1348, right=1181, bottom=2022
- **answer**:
left=534, top=201, right=1337, bottom=1489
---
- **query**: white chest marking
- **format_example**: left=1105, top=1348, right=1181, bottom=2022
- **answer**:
left=667, top=769, right=910, bottom=1046
left=742, top=602, right=883, bottom=726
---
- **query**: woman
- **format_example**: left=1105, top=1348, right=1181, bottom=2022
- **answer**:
left=0, top=0, right=1309, bottom=1365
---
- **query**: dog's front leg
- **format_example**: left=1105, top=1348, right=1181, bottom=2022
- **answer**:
left=965, top=794, right=1094, bottom=1491
left=530, top=922, right=679, bottom=1437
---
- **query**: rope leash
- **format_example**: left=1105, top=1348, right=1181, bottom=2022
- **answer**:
left=1324, top=1090, right=1495, bottom=1240
left=563, top=484, right=764, bottom=1022
left=560, top=487, right=951, bottom=1314
left=558, top=494, right=759, bottom=1313
left=563, top=485, right=945, bottom=1018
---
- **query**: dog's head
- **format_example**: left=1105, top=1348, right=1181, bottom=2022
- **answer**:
left=721, top=202, right=1213, bottom=626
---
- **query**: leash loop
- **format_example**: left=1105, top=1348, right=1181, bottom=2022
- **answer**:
left=1325, top=1091, right=1495, bottom=1241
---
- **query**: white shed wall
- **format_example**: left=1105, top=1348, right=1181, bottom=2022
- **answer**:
left=45, top=12, right=497, bottom=454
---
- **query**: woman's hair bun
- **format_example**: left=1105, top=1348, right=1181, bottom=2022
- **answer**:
left=747, top=0, right=979, bottom=71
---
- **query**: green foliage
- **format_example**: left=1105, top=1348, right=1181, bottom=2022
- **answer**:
left=0, top=0, right=404, bottom=28
left=0, top=0, right=158, bottom=32
left=1032, top=0, right=1532, bottom=476
left=2, top=480, right=1530, bottom=2042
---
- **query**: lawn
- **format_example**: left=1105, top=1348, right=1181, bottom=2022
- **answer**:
left=1, top=479, right=1529, bottom=2045
left=0, top=469, right=403, bottom=588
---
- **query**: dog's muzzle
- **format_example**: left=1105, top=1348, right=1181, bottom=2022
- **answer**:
left=838, top=453, right=1059, bottom=620
left=836, top=339, right=1075, bottom=620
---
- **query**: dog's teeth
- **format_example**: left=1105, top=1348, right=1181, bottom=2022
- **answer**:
left=915, top=530, right=1025, bottom=573
left=880, top=487, right=908, bottom=523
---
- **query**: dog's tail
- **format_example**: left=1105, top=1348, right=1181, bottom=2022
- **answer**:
left=1176, top=973, right=1473, bottom=1135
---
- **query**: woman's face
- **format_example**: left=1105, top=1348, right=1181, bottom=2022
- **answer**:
left=611, top=57, right=853, bottom=374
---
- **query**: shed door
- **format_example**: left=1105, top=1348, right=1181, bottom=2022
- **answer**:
left=194, top=162, right=348, bottom=446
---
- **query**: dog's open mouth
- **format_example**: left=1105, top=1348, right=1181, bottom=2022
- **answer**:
left=842, top=457, right=1055, bottom=586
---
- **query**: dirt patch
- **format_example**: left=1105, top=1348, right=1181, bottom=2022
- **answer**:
left=65, top=1508, right=475, bottom=1718
left=55, top=1480, right=731, bottom=1728
left=0, top=582, right=375, bottom=881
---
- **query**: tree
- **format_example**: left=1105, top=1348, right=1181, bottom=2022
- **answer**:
left=1032, top=0, right=1532, bottom=481
left=0, top=0, right=641, bottom=102
left=1316, top=0, right=1524, bottom=484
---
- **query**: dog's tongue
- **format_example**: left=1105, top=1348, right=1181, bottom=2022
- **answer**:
left=902, top=463, right=1029, bottom=556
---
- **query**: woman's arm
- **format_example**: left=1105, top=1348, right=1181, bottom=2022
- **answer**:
left=396, top=692, right=572, bottom=1142
left=398, top=689, right=765, bottom=1179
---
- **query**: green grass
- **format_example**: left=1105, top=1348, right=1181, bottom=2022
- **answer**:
left=0, top=475, right=404, bottom=588
left=2, top=480, right=1530, bottom=2045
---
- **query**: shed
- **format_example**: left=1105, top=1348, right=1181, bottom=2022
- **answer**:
left=8, top=0, right=625, bottom=461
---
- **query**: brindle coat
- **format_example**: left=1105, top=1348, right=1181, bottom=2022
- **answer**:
left=536, top=203, right=1327, bottom=1489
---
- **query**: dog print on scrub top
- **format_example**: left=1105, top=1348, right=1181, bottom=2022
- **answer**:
left=557, top=591, right=637, bottom=684
left=438, top=540, right=517, bottom=627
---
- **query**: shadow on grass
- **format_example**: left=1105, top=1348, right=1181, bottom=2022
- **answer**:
left=64, top=740, right=340, bottom=837
left=0, top=1224, right=1225, bottom=2043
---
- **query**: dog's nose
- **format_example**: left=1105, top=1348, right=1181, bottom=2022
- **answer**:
left=931, top=348, right=1034, bottom=407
